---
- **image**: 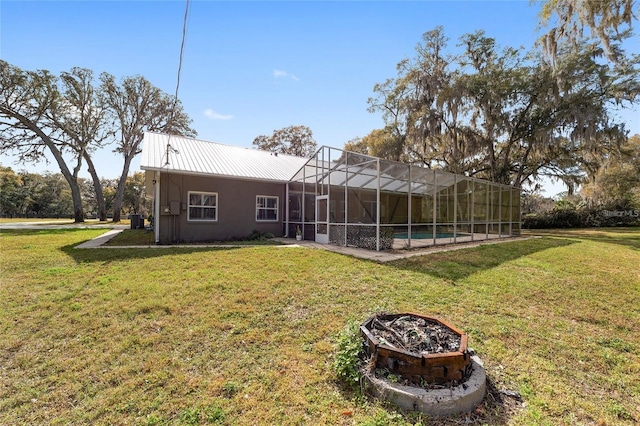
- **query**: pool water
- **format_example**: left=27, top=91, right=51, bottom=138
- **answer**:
left=394, top=232, right=467, bottom=239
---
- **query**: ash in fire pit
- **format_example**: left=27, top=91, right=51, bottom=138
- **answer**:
left=361, top=312, right=471, bottom=385
left=367, top=315, right=462, bottom=355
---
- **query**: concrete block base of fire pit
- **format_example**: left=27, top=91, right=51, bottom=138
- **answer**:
left=363, top=355, right=486, bottom=417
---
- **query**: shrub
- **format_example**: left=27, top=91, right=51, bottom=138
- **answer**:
left=333, top=319, right=364, bottom=388
left=521, top=206, right=640, bottom=229
left=244, top=230, right=275, bottom=241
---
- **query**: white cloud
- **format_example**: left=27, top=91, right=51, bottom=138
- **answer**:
left=203, top=108, right=234, bottom=120
left=273, top=69, right=299, bottom=81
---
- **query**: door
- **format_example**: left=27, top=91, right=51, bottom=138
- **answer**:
left=315, top=195, right=329, bottom=244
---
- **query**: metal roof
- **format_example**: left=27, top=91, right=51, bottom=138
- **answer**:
left=140, top=132, right=308, bottom=183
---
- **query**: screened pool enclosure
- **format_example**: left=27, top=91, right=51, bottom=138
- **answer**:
left=285, top=146, right=521, bottom=251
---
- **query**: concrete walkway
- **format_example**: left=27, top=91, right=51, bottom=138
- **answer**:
left=75, top=228, right=127, bottom=248
left=272, top=236, right=534, bottom=263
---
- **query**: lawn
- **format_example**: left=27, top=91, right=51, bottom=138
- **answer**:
left=105, top=230, right=283, bottom=246
left=0, top=218, right=76, bottom=224
left=0, top=218, right=129, bottom=225
left=0, top=228, right=638, bottom=425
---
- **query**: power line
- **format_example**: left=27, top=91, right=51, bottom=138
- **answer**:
left=165, top=0, right=190, bottom=165
left=174, top=0, right=190, bottom=104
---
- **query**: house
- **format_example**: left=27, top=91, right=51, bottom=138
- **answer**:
left=140, top=132, right=307, bottom=244
left=141, top=132, right=521, bottom=249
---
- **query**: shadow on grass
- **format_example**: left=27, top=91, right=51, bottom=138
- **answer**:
left=61, top=242, right=245, bottom=264
left=388, top=237, right=577, bottom=282
left=1, top=228, right=284, bottom=264
left=0, top=228, right=244, bottom=263
left=105, top=229, right=285, bottom=247
left=523, top=227, right=640, bottom=250
left=103, top=229, right=156, bottom=246
left=1, top=228, right=105, bottom=236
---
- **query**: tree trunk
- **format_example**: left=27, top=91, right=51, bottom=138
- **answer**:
left=83, top=152, right=107, bottom=221
left=1, top=106, right=85, bottom=222
left=111, top=154, right=133, bottom=223
left=69, top=178, right=85, bottom=222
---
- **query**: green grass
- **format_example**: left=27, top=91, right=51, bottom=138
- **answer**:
left=0, top=227, right=639, bottom=425
left=0, top=218, right=129, bottom=225
left=0, top=218, right=76, bottom=224
left=105, top=229, right=157, bottom=246
left=105, top=229, right=284, bottom=246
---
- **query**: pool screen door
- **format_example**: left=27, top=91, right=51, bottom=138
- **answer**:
left=315, top=195, right=329, bottom=244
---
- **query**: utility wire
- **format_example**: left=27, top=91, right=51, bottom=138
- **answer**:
left=174, top=0, right=190, bottom=106
left=165, top=0, right=190, bottom=165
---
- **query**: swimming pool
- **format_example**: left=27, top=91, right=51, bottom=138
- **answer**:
left=394, top=232, right=467, bottom=239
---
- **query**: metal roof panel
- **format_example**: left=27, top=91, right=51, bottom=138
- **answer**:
left=140, top=132, right=308, bottom=182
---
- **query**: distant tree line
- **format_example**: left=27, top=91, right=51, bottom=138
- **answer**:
left=0, top=61, right=196, bottom=223
left=0, top=167, right=149, bottom=220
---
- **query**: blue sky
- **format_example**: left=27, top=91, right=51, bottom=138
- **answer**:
left=1, top=1, right=638, bottom=197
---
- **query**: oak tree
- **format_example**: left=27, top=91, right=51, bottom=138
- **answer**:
left=344, top=127, right=404, bottom=160
left=100, top=73, right=196, bottom=222
left=0, top=61, right=87, bottom=221
left=537, top=0, right=638, bottom=64
left=253, top=125, right=317, bottom=157
left=581, top=134, right=640, bottom=209
left=367, top=28, right=639, bottom=188
left=53, top=67, right=112, bottom=220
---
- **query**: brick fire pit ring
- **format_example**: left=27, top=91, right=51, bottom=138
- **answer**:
left=360, top=312, right=486, bottom=415
left=361, top=312, right=471, bottom=384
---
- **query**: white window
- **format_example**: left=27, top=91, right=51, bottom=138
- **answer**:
left=188, top=191, right=218, bottom=221
left=256, top=195, right=278, bottom=222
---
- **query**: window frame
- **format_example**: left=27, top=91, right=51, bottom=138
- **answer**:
left=187, top=191, right=218, bottom=222
left=256, top=195, right=279, bottom=222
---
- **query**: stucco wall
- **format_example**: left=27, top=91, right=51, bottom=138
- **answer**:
left=156, top=173, right=286, bottom=244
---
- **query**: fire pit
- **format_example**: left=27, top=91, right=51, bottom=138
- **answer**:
left=361, top=312, right=471, bottom=385
left=360, top=312, right=486, bottom=416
